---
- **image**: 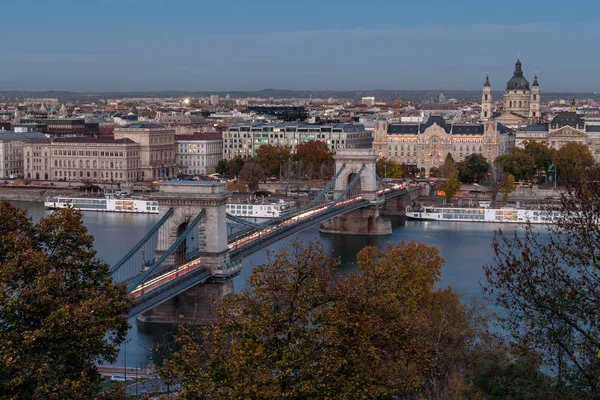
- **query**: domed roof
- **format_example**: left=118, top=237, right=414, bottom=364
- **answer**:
left=506, top=58, right=530, bottom=90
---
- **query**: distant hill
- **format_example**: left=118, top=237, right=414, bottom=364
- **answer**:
left=0, top=88, right=597, bottom=102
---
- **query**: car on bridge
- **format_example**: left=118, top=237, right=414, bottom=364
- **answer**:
left=111, top=375, right=134, bottom=382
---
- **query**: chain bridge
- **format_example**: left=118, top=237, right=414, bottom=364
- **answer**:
left=110, top=149, right=422, bottom=321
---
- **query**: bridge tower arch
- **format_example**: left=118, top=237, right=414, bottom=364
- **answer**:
left=321, top=148, right=392, bottom=235
left=333, top=149, right=378, bottom=202
left=154, top=181, right=240, bottom=278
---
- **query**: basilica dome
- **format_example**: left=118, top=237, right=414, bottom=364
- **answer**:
left=506, top=58, right=530, bottom=90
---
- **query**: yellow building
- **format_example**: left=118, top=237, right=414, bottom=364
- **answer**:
left=23, top=137, right=140, bottom=182
left=114, top=123, right=176, bottom=181
left=373, top=115, right=513, bottom=177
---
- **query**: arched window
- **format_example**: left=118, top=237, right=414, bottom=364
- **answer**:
left=533, top=94, right=537, bottom=100
left=110, top=162, right=114, bottom=169
left=94, top=172, right=97, bottom=178
left=86, top=160, right=90, bottom=168
left=484, top=111, right=488, bottom=118
left=509, top=101, right=513, bottom=108
left=79, top=160, right=83, bottom=168
left=93, top=160, right=97, bottom=168
left=484, top=94, right=488, bottom=101
left=519, top=101, right=522, bottom=107
left=87, top=171, right=90, bottom=177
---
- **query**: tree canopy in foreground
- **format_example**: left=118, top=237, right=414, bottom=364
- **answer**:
left=0, top=202, right=131, bottom=399
left=484, top=168, right=600, bottom=396
left=163, top=240, right=493, bottom=399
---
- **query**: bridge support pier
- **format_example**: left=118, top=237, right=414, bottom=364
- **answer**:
left=320, top=208, right=392, bottom=235
left=379, top=187, right=423, bottom=216
left=137, top=280, right=234, bottom=325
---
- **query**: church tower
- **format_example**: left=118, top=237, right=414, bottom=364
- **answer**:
left=481, top=74, right=492, bottom=120
left=530, top=73, right=540, bottom=119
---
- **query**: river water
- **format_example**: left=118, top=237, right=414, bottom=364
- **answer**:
left=12, top=202, right=532, bottom=368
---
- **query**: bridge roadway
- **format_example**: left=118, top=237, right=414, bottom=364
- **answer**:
left=126, top=185, right=410, bottom=317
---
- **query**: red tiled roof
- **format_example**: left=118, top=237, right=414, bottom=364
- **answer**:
left=175, top=132, right=222, bottom=141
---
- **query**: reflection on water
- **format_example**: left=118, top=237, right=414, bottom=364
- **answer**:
left=12, top=202, right=547, bottom=367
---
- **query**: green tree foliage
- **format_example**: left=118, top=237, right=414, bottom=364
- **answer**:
left=0, top=202, right=131, bottom=399
left=295, top=140, right=333, bottom=179
left=552, top=142, right=595, bottom=186
left=484, top=170, right=600, bottom=394
left=163, top=241, right=487, bottom=399
left=522, top=141, right=555, bottom=176
left=239, top=161, right=265, bottom=192
left=376, top=157, right=404, bottom=179
left=462, top=341, right=553, bottom=399
left=463, top=153, right=489, bottom=183
left=225, top=157, right=245, bottom=179
left=494, top=149, right=536, bottom=181
left=215, top=159, right=228, bottom=176
left=501, top=173, right=516, bottom=201
left=441, top=171, right=461, bottom=203
left=440, top=153, right=456, bottom=179
left=255, top=144, right=292, bottom=178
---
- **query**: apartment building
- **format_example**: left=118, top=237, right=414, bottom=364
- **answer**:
left=175, top=132, right=222, bottom=175
left=223, top=123, right=372, bottom=160
left=0, top=131, right=46, bottom=179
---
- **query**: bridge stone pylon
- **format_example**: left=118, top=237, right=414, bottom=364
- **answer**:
left=332, top=148, right=379, bottom=202
left=321, top=148, right=392, bottom=235
left=153, top=181, right=240, bottom=278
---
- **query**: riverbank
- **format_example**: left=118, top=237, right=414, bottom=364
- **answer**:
left=0, top=187, right=80, bottom=203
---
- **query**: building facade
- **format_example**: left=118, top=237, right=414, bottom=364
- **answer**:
left=223, top=123, right=372, bottom=160
left=23, top=137, right=140, bottom=182
left=114, top=123, right=176, bottom=181
left=0, top=131, right=46, bottom=179
left=20, top=118, right=87, bottom=136
left=491, top=58, right=541, bottom=126
left=175, top=132, right=223, bottom=175
left=374, top=115, right=512, bottom=176
left=515, top=112, right=600, bottom=162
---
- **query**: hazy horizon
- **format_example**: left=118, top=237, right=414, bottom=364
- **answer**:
left=3, top=1, right=599, bottom=93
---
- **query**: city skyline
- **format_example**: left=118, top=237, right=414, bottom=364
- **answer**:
left=2, top=0, right=600, bottom=92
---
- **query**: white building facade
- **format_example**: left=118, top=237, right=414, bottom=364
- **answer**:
left=0, top=131, right=46, bottom=179
left=223, top=123, right=373, bottom=160
left=175, top=132, right=223, bottom=175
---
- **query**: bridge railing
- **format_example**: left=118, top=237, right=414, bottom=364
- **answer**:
left=229, top=198, right=370, bottom=259
left=127, top=209, right=206, bottom=293
left=110, top=208, right=174, bottom=283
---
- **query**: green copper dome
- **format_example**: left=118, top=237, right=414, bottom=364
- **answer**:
left=506, top=58, right=530, bottom=90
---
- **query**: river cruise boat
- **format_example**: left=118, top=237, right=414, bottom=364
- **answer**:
left=226, top=200, right=295, bottom=220
left=406, top=204, right=561, bottom=224
left=44, top=196, right=159, bottom=214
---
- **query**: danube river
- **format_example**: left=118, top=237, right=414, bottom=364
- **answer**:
left=13, top=202, right=533, bottom=368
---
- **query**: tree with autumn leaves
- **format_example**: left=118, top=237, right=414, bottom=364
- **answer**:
left=163, top=240, right=492, bottom=399
left=484, top=168, right=600, bottom=396
left=0, top=202, right=131, bottom=399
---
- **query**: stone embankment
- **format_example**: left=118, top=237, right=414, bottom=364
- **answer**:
left=0, top=187, right=79, bottom=203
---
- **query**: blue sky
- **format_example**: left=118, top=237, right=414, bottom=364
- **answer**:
left=2, top=0, right=599, bottom=92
